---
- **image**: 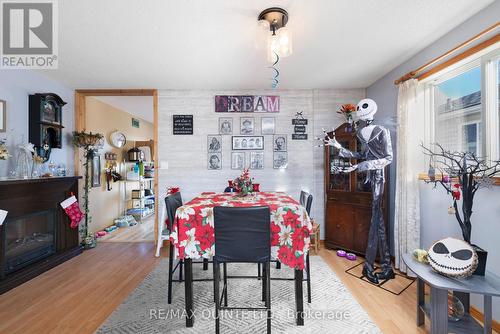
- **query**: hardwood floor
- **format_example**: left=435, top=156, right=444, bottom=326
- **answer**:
left=319, top=248, right=428, bottom=334
left=0, top=242, right=161, bottom=334
left=1, top=242, right=491, bottom=334
left=98, top=216, right=155, bottom=242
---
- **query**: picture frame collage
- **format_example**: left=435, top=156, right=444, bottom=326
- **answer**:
left=208, top=115, right=287, bottom=170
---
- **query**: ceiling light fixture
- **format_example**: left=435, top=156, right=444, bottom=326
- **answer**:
left=258, top=7, right=292, bottom=63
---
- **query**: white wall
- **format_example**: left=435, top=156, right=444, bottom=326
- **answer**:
left=366, top=0, right=500, bottom=320
left=0, top=70, right=75, bottom=177
left=158, top=89, right=365, bottom=238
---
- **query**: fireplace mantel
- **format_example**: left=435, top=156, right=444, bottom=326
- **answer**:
left=0, top=176, right=82, bottom=294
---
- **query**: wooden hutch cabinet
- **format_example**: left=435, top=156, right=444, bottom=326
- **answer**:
left=324, top=123, right=388, bottom=255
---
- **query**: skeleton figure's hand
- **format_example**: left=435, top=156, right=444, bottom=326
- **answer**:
left=331, top=164, right=358, bottom=173
left=322, top=128, right=342, bottom=149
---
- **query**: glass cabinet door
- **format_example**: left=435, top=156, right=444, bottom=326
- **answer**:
left=329, top=141, right=351, bottom=191
left=354, top=137, right=371, bottom=192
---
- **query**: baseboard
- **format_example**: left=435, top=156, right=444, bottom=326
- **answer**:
left=470, top=305, right=500, bottom=332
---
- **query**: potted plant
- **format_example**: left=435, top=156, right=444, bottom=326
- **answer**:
left=422, top=143, right=500, bottom=275
left=72, top=131, right=104, bottom=249
left=337, top=104, right=356, bottom=127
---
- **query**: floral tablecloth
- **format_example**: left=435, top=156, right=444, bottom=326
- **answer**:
left=170, top=192, right=312, bottom=270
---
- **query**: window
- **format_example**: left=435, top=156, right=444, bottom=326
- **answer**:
left=433, top=65, right=482, bottom=156
left=424, top=45, right=500, bottom=160
left=462, top=122, right=480, bottom=156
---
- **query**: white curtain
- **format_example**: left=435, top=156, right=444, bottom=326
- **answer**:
left=394, top=79, right=421, bottom=274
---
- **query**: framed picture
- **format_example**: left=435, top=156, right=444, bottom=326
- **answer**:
left=207, top=135, right=222, bottom=153
left=273, top=151, right=288, bottom=169
left=273, top=134, right=287, bottom=151
left=132, top=118, right=140, bottom=128
left=91, top=154, right=101, bottom=187
left=219, top=117, right=233, bottom=135
left=231, top=152, right=245, bottom=170
left=0, top=100, right=6, bottom=132
left=261, top=117, right=275, bottom=135
left=250, top=151, right=264, bottom=170
left=232, top=136, right=264, bottom=150
left=208, top=153, right=222, bottom=170
left=240, top=117, right=254, bottom=135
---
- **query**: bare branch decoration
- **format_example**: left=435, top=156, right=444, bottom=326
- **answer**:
left=421, top=142, right=500, bottom=243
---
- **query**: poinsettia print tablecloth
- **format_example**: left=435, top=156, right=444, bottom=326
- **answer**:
left=170, top=192, right=312, bottom=270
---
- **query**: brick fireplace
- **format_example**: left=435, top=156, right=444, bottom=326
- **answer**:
left=0, top=176, right=82, bottom=294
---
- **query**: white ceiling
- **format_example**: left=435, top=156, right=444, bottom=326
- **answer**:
left=41, top=0, right=494, bottom=89
left=93, top=96, right=154, bottom=123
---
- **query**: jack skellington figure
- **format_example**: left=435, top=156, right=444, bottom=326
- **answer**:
left=324, top=98, right=394, bottom=284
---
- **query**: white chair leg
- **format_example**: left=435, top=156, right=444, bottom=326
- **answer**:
left=155, top=238, right=163, bottom=257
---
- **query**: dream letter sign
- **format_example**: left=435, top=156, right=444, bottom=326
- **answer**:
left=215, top=95, right=280, bottom=113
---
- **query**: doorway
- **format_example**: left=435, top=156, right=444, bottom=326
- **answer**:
left=74, top=89, right=158, bottom=244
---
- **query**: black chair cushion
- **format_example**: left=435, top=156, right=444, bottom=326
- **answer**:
left=300, top=190, right=313, bottom=216
left=213, top=206, right=270, bottom=263
left=165, top=192, right=183, bottom=230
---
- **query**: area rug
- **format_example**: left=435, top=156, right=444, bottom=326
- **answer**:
left=97, top=256, right=381, bottom=334
left=345, top=262, right=415, bottom=296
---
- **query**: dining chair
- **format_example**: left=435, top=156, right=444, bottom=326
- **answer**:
left=156, top=199, right=171, bottom=257
left=300, top=191, right=314, bottom=303
left=213, top=206, right=272, bottom=334
left=273, top=190, right=314, bottom=303
left=164, top=192, right=211, bottom=304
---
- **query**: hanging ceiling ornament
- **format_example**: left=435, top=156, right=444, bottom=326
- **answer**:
left=258, top=7, right=292, bottom=89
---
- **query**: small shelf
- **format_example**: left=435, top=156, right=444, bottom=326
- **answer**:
left=125, top=177, right=154, bottom=182
left=127, top=195, right=155, bottom=201
left=420, top=303, right=485, bottom=334
left=124, top=161, right=155, bottom=164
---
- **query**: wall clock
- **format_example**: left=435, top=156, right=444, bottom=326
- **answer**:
left=29, top=93, right=66, bottom=149
left=110, top=131, right=127, bottom=148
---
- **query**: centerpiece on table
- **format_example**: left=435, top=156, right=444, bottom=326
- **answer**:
left=422, top=142, right=500, bottom=275
left=232, top=168, right=254, bottom=197
left=72, top=130, right=104, bottom=249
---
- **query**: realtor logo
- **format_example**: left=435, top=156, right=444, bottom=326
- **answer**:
left=1, top=0, right=58, bottom=69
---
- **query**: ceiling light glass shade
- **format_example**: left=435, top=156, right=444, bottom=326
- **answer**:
left=258, top=19, right=270, bottom=31
left=267, top=34, right=280, bottom=63
left=277, top=27, right=292, bottom=57
left=266, top=27, right=292, bottom=63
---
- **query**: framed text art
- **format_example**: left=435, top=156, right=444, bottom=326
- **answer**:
left=173, top=115, right=193, bottom=135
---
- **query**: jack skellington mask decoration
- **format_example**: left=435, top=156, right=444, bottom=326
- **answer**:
left=427, top=237, right=477, bottom=278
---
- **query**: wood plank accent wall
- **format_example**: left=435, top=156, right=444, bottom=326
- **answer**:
left=158, top=89, right=365, bottom=237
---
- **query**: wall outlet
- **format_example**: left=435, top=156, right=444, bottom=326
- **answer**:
left=160, top=161, right=169, bottom=170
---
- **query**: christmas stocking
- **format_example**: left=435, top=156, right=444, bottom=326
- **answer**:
left=61, top=195, right=84, bottom=229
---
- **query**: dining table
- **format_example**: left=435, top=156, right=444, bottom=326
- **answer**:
left=170, top=191, right=313, bottom=327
